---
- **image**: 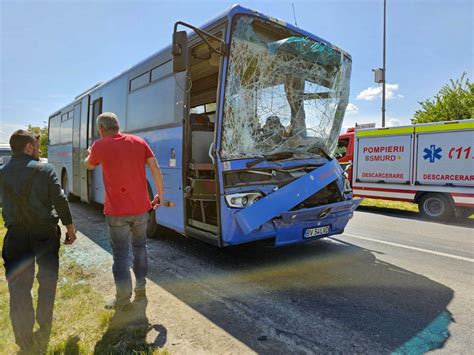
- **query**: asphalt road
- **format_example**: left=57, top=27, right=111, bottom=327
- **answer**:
left=69, top=202, right=473, bottom=354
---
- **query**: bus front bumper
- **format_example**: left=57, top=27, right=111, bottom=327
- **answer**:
left=272, top=199, right=362, bottom=247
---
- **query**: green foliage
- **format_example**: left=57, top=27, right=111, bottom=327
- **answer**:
left=26, top=125, right=48, bottom=158
left=412, top=72, right=474, bottom=124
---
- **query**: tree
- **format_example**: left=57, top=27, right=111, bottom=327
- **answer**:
left=27, top=125, right=48, bottom=158
left=412, top=72, right=474, bottom=124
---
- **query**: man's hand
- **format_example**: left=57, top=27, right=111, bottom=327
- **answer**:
left=146, top=157, right=164, bottom=210
left=151, top=194, right=162, bottom=209
left=64, top=224, right=77, bottom=245
left=84, top=146, right=97, bottom=170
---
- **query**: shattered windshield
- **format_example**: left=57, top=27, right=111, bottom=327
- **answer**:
left=221, top=16, right=351, bottom=160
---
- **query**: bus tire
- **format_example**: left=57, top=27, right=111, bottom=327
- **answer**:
left=61, top=170, right=75, bottom=201
left=146, top=182, right=162, bottom=238
left=147, top=209, right=160, bottom=238
left=418, top=193, right=454, bottom=221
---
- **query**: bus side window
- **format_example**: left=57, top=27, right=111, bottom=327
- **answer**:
left=91, top=98, right=103, bottom=138
left=49, top=114, right=61, bottom=145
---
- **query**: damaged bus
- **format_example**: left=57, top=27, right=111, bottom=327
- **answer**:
left=48, top=5, right=361, bottom=247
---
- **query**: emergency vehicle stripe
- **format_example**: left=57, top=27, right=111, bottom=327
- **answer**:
left=452, top=196, right=474, bottom=206
left=414, top=120, right=474, bottom=133
left=356, top=127, right=413, bottom=137
left=353, top=189, right=416, bottom=201
left=355, top=194, right=413, bottom=202
left=450, top=192, right=474, bottom=197
left=354, top=186, right=419, bottom=194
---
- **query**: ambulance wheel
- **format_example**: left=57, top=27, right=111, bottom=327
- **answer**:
left=418, top=193, right=454, bottom=221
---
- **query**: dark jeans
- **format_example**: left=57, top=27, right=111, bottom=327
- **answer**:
left=105, top=213, right=148, bottom=304
left=2, top=224, right=60, bottom=350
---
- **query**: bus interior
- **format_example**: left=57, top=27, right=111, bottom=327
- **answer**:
left=185, top=37, right=221, bottom=236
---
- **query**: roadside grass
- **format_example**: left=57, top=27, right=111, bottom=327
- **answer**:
left=0, top=211, right=168, bottom=354
left=359, top=198, right=419, bottom=213
left=359, top=198, right=473, bottom=219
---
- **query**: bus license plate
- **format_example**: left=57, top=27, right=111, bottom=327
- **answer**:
left=304, top=226, right=330, bottom=239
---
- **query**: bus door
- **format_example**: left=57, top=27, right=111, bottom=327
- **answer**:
left=78, top=95, right=90, bottom=202
left=183, top=36, right=223, bottom=245
left=72, top=103, right=82, bottom=197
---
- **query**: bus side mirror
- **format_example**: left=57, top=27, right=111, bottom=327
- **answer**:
left=172, top=31, right=188, bottom=73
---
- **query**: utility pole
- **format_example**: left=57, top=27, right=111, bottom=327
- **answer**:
left=382, top=0, right=386, bottom=127
left=372, top=0, right=387, bottom=127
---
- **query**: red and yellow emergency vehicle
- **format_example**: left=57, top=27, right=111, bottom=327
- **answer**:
left=337, top=120, right=474, bottom=220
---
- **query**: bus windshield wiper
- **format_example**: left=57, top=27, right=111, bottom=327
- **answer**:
left=246, top=151, right=295, bottom=168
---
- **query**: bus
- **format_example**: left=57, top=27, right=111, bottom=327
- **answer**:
left=48, top=5, right=361, bottom=247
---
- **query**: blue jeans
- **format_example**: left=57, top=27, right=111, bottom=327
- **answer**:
left=105, top=213, right=148, bottom=304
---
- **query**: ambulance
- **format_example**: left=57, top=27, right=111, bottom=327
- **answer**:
left=337, top=120, right=474, bottom=220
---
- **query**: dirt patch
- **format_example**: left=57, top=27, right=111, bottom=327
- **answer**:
left=65, top=209, right=255, bottom=354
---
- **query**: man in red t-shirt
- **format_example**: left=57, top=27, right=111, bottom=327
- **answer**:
left=84, top=112, right=163, bottom=310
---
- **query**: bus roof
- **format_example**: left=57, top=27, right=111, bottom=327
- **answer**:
left=50, top=4, right=351, bottom=117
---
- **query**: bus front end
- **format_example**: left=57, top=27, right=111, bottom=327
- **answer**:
left=217, top=13, right=361, bottom=246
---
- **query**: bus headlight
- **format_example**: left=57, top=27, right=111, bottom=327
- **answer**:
left=225, top=192, right=262, bottom=208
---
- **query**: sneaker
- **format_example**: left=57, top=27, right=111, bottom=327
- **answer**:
left=17, top=342, right=34, bottom=355
left=105, top=299, right=132, bottom=311
left=33, top=327, right=51, bottom=353
left=135, top=288, right=146, bottom=300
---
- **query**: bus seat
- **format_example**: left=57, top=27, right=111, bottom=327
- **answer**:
left=188, top=178, right=216, bottom=201
left=190, top=113, right=214, bottom=132
left=191, top=131, right=214, bottom=163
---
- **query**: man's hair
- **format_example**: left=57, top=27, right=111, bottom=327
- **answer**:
left=9, top=130, right=39, bottom=154
left=97, top=112, right=120, bottom=132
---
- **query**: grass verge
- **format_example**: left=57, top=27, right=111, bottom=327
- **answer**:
left=0, top=211, right=167, bottom=354
left=359, top=198, right=473, bottom=219
left=359, top=198, right=419, bottom=213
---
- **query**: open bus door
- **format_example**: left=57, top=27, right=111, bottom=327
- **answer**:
left=172, top=22, right=226, bottom=245
left=72, top=102, right=82, bottom=197
left=79, top=95, right=90, bottom=202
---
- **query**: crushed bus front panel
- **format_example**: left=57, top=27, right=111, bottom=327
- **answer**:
left=219, top=159, right=361, bottom=246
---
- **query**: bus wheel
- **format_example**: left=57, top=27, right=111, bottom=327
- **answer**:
left=61, top=171, right=74, bottom=201
left=146, top=183, right=167, bottom=238
left=147, top=209, right=160, bottom=238
left=418, top=193, right=454, bottom=221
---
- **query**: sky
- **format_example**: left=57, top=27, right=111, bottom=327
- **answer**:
left=0, top=0, right=472, bottom=142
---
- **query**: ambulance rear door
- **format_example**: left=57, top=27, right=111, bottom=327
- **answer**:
left=355, top=127, right=414, bottom=185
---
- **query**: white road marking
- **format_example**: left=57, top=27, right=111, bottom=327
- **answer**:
left=340, top=233, right=474, bottom=263
left=326, top=238, right=346, bottom=246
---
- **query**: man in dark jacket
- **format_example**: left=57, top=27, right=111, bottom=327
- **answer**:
left=0, top=130, right=77, bottom=352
